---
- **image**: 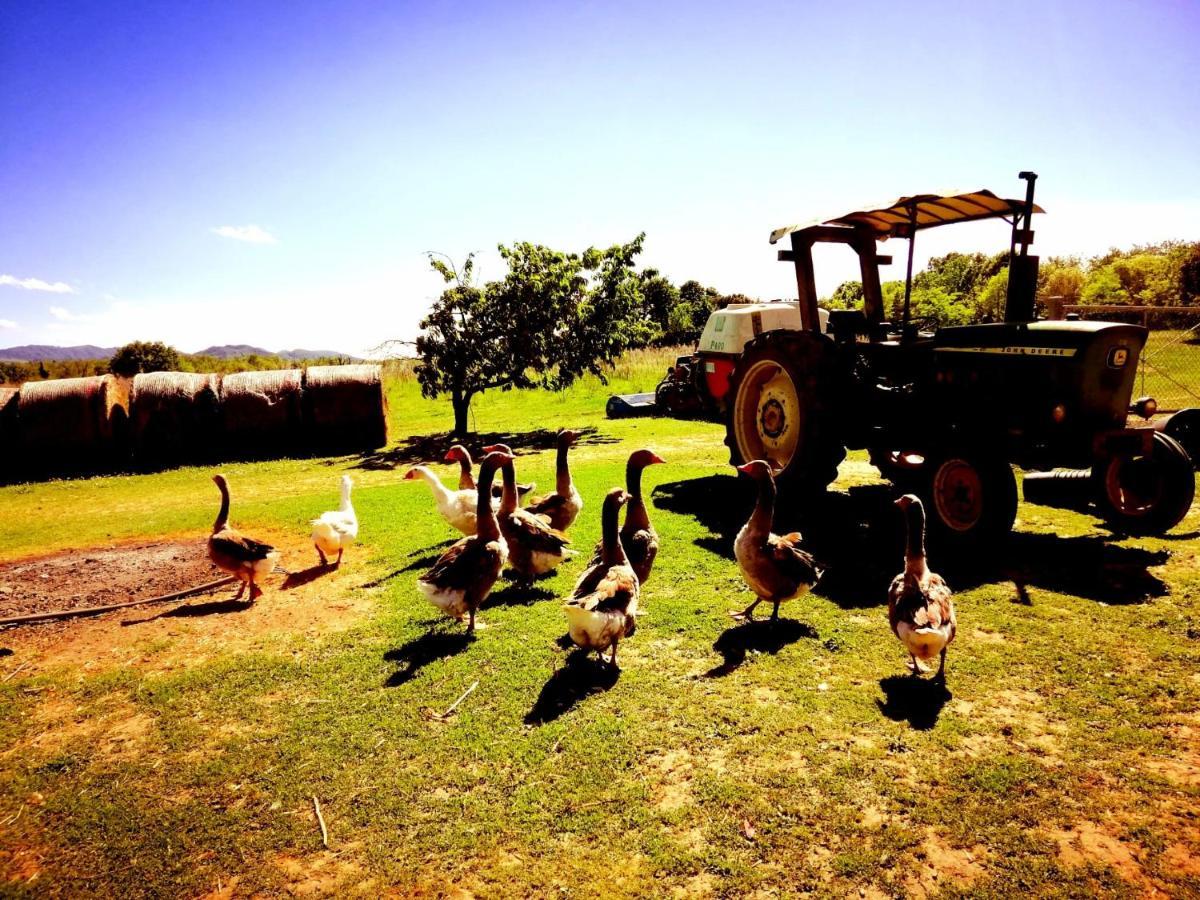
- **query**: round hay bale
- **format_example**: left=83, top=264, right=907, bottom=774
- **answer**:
left=0, top=387, right=19, bottom=473
left=303, top=364, right=388, bottom=451
left=220, top=368, right=304, bottom=457
left=17, top=375, right=130, bottom=474
left=130, top=371, right=222, bottom=467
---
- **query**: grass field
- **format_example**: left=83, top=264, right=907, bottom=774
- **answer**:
left=2, top=347, right=1199, bottom=898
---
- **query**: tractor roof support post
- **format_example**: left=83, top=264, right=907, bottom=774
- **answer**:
left=901, top=204, right=917, bottom=341
left=789, top=231, right=821, bottom=334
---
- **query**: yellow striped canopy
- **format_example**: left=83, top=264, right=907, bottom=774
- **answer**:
left=769, top=189, right=1045, bottom=244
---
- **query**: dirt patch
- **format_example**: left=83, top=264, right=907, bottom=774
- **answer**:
left=0, top=534, right=374, bottom=676
left=273, top=849, right=369, bottom=897
left=904, top=828, right=986, bottom=898
left=0, top=539, right=221, bottom=623
left=1049, top=821, right=1145, bottom=883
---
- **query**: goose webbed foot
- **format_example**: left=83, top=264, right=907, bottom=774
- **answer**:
left=731, top=598, right=762, bottom=621
left=316, top=547, right=328, bottom=567
left=907, top=655, right=929, bottom=676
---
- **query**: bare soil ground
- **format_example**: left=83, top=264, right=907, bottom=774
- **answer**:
left=0, top=536, right=375, bottom=676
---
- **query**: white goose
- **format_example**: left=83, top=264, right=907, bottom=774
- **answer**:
left=404, top=465, right=480, bottom=536
left=311, top=475, right=358, bottom=567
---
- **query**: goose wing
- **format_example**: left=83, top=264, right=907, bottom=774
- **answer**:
left=211, top=527, right=276, bottom=562
left=508, top=509, right=571, bottom=552
left=421, top=536, right=503, bottom=589
left=766, top=532, right=822, bottom=584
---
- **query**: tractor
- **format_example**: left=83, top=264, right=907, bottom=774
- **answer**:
left=648, top=173, right=1195, bottom=544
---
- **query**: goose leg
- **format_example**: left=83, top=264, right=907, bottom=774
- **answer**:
left=908, top=654, right=929, bottom=675
left=249, top=581, right=263, bottom=602
left=467, top=608, right=476, bottom=634
left=335, top=548, right=343, bottom=569
left=317, top=546, right=328, bottom=567
left=733, top=597, right=762, bottom=621
left=770, top=601, right=781, bottom=622
left=933, top=648, right=947, bottom=683
left=609, top=640, right=619, bottom=669
left=233, top=581, right=246, bottom=600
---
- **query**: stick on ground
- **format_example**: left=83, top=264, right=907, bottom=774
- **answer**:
left=0, top=577, right=237, bottom=629
left=313, top=795, right=329, bottom=849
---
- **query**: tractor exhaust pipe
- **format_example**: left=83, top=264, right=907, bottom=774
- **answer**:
left=1006, top=171, right=1040, bottom=324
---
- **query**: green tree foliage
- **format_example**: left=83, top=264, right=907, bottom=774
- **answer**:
left=639, top=269, right=679, bottom=342
left=108, top=341, right=181, bottom=377
left=977, top=268, right=1010, bottom=322
left=414, top=236, right=654, bottom=434
left=661, top=280, right=721, bottom=345
left=1180, top=244, right=1200, bottom=304
left=824, top=280, right=865, bottom=310
left=1038, top=257, right=1085, bottom=308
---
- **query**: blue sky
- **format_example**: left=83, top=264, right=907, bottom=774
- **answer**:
left=2, top=0, right=1197, bottom=354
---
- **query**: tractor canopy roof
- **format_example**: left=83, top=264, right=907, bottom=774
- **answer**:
left=769, top=189, right=1046, bottom=244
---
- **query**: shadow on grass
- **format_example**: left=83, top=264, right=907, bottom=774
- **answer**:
left=124, top=595, right=254, bottom=625
left=384, top=629, right=475, bottom=687
left=656, top=474, right=1170, bottom=607
left=483, top=583, right=556, bottom=609
left=525, top=649, right=619, bottom=725
left=353, top=426, right=618, bottom=471
left=361, top=540, right=458, bottom=587
left=706, top=618, right=818, bottom=678
left=877, top=675, right=952, bottom=730
left=281, top=564, right=335, bottom=590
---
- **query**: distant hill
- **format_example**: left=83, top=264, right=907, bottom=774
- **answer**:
left=0, top=344, right=116, bottom=362
left=0, top=344, right=361, bottom=363
left=196, top=345, right=360, bottom=361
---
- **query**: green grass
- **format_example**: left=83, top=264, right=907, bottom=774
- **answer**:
left=2, top=348, right=1199, bottom=898
left=1140, top=328, right=1200, bottom=411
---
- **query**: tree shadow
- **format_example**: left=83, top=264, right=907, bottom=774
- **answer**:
left=877, top=675, right=952, bottom=730
left=353, top=425, right=618, bottom=471
left=482, top=583, right=557, bottom=609
left=525, top=649, right=620, bottom=725
left=384, top=629, right=475, bottom=687
left=123, top=596, right=253, bottom=625
left=705, top=618, right=818, bottom=677
left=281, top=564, right=335, bottom=590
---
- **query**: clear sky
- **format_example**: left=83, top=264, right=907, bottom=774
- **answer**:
left=2, top=0, right=1197, bottom=355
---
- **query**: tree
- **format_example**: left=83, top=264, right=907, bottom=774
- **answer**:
left=662, top=280, right=721, bottom=345
left=639, top=269, right=679, bottom=342
left=977, top=268, right=1009, bottom=322
left=109, top=341, right=181, bottom=377
left=1178, top=243, right=1200, bottom=304
left=824, top=280, right=864, bottom=310
left=414, top=235, right=653, bottom=435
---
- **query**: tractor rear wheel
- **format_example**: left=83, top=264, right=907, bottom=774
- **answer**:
left=1093, top=431, right=1194, bottom=535
left=724, top=331, right=845, bottom=496
left=921, top=450, right=1018, bottom=548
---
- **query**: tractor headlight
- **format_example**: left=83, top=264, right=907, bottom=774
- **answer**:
left=1132, top=396, right=1157, bottom=419
left=1052, top=403, right=1067, bottom=424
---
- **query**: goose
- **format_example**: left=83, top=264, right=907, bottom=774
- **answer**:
left=732, top=460, right=823, bottom=621
left=444, top=444, right=534, bottom=503
left=311, top=475, right=357, bottom=567
left=564, top=488, right=640, bottom=668
left=404, top=465, right=479, bottom=535
left=526, top=429, right=584, bottom=531
left=208, top=474, right=279, bottom=601
left=417, top=451, right=512, bottom=633
left=588, top=449, right=665, bottom=584
left=888, top=494, right=956, bottom=680
left=483, top=443, right=574, bottom=582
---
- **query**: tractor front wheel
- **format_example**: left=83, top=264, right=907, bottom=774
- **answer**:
left=1094, top=431, right=1194, bottom=535
left=921, top=451, right=1018, bottom=548
left=724, top=331, right=845, bottom=496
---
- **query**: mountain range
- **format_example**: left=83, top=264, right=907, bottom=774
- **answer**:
left=0, top=344, right=358, bottom=362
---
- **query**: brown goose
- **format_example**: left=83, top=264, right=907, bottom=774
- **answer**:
left=483, top=443, right=574, bottom=582
left=564, top=488, right=640, bottom=667
left=444, top=444, right=534, bottom=503
left=526, top=429, right=583, bottom=531
left=588, top=449, right=665, bottom=584
left=732, top=460, right=823, bottom=621
left=207, top=474, right=279, bottom=601
left=417, top=451, right=512, bottom=633
left=888, top=494, right=956, bottom=680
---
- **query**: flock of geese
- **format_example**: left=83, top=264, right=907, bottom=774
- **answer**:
left=205, top=429, right=956, bottom=680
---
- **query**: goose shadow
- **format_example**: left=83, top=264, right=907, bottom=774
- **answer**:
left=705, top=618, right=818, bottom=678
left=123, top=596, right=254, bottom=625
left=483, top=583, right=557, bottom=609
left=877, top=675, right=952, bottom=730
left=353, top=425, right=617, bottom=471
left=525, top=649, right=620, bottom=725
left=384, top=630, right=475, bottom=687
left=361, top=540, right=458, bottom=587
left=281, top=564, right=335, bottom=590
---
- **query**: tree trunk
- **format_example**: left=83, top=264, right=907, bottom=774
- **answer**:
left=452, top=390, right=471, bottom=436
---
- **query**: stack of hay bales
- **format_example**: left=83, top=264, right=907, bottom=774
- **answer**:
left=220, top=368, right=304, bottom=457
left=303, top=364, right=388, bottom=451
left=0, top=387, right=18, bottom=472
left=130, top=371, right=222, bottom=467
left=17, top=374, right=130, bottom=474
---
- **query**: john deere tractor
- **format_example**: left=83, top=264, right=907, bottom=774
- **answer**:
left=667, top=173, right=1194, bottom=543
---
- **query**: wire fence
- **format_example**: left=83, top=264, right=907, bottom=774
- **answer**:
left=1061, top=305, right=1200, bottom=412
